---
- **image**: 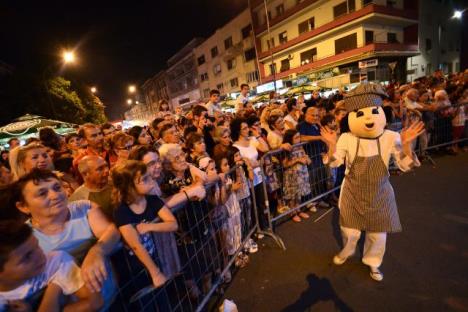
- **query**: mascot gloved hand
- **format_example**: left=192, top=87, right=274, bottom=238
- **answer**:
left=321, top=82, right=424, bottom=282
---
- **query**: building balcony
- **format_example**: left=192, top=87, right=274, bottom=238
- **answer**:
left=260, top=42, right=418, bottom=82
left=253, top=1, right=417, bottom=34
left=256, top=3, right=418, bottom=59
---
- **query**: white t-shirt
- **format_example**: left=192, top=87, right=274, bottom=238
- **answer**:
left=0, top=251, right=83, bottom=309
left=284, top=114, right=298, bottom=130
left=233, top=137, right=263, bottom=186
left=404, top=98, right=423, bottom=110
left=205, top=101, right=221, bottom=117
left=236, top=94, right=248, bottom=112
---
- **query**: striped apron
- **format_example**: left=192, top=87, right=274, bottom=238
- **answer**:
left=339, top=137, right=402, bottom=233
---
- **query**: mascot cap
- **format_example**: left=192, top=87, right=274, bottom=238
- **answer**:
left=344, top=82, right=388, bottom=112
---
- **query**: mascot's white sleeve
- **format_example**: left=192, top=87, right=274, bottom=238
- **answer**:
left=323, top=133, right=349, bottom=168
left=390, top=131, right=420, bottom=172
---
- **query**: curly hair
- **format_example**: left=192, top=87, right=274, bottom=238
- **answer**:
left=229, top=117, right=247, bottom=142
left=110, top=160, right=147, bottom=206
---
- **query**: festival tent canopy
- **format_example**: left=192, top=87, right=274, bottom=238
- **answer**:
left=0, top=114, right=76, bottom=143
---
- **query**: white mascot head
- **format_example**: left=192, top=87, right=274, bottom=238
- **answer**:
left=344, top=82, right=388, bottom=139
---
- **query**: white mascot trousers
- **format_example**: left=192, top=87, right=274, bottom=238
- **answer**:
left=338, top=226, right=387, bottom=268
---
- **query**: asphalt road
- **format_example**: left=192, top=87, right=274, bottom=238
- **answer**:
left=222, top=153, right=468, bottom=312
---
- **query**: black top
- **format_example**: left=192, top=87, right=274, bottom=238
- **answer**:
left=114, top=195, right=165, bottom=227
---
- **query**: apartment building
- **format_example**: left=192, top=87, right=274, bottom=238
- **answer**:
left=141, top=71, right=170, bottom=111
left=250, top=0, right=420, bottom=87
left=165, top=38, right=205, bottom=108
left=194, top=9, right=260, bottom=99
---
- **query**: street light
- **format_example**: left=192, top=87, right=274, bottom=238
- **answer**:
left=91, top=87, right=97, bottom=93
left=128, top=85, right=136, bottom=93
left=127, top=99, right=133, bottom=105
left=62, top=50, right=75, bottom=64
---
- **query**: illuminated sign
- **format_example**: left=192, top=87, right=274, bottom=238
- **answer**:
left=256, top=80, right=283, bottom=93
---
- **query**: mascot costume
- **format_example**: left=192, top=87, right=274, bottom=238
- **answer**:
left=321, top=82, right=425, bottom=281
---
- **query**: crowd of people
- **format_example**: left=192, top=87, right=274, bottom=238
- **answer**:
left=0, top=69, right=466, bottom=311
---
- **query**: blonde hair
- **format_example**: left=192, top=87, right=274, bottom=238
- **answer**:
left=9, top=143, right=48, bottom=180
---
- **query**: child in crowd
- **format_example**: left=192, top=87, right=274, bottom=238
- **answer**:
left=282, top=129, right=312, bottom=222
left=111, top=160, right=178, bottom=289
left=213, top=155, right=242, bottom=258
left=0, top=221, right=102, bottom=312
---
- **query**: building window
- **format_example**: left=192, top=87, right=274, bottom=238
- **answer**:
left=230, top=77, right=239, bottom=88
left=224, top=36, right=233, bottom=49
left=279, top=31, right=288, bottom=44
left=276, top=4, right=285, bottom=16
left=363, top=0, right=373, bottom=6
left=386, top=0, right=396, bottom=7
left=241, top=24, right=252, bottom=39
left=244, top=48, right=256, bottom=62
left=348, top=0, right=355, bottom=12
left=267, top=38, right=275, bottom=49
left=280, top=58, right=290, bottom=72
left=247, top=70, right=259, bottom=83
left=269, top=63, right=277, bottom=75
left=298, top=17, right=314, bottom=34
left=200, top=72, right=209, bottom=82
left=227, top=58, right=237, bottom=70
left=216, top=83, right=224, bottom=93
left=197, top=55, right=205, bottom=66
left=335, top=33, right=357, bottom=54
left=365, top=30, right=374, bottom=44
left=300, top=48, right=317, bottom=65
left=203, top=88, right=210, bottom=98
left=387, top=32, right=398, bottom=43
left=425, top=38, right=432, bottom=51
left=333, top=2, right=348, bottom=18
left=213, top=64, right=222, bottom=75
left=211, top=46, right=218, bottom=58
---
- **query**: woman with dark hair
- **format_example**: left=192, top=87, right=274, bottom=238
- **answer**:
left=128, top=126, right=152, bottom=146
left=230, top=117, right=271, bottom=231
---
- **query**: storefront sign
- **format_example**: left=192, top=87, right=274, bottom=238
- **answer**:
left=359, top=59, right=378, bottom=69
left=256, top=80, right=283, bottom=93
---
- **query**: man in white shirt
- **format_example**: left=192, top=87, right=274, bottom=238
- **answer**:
left=204, top=89, right=221, bottom=117
left=236, top=84, right=250, bottom=113
left=404, top=88, right=423, bottom=110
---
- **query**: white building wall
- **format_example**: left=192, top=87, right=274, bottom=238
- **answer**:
left=194, top=9, right=259, bottom=99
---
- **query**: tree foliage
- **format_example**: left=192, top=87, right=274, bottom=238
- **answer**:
left=0, top=70, right=107, bottom=125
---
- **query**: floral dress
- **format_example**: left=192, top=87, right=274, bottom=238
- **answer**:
left=283, top=146, right=311, bottom=201
left=223, top=177, right=242, bottom=255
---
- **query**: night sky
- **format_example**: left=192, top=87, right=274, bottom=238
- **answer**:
left=0, top=0, right=247, bottom=120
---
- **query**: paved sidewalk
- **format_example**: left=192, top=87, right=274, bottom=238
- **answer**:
left=221, top=153, right=468, bottom=312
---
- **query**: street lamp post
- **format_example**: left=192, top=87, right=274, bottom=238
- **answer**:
left=43, top=49, right=76, bottom=119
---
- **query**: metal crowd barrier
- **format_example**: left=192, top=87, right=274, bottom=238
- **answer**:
left=109, top=165, right=260, bottom=312
left=258, top=140, right=339, bottom=251
left=258, top=112, right=466, bottom=249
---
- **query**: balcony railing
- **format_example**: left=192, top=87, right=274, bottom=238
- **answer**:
left=261, top=41, right=418, bottom=82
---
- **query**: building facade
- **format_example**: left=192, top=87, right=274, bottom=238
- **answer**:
left=141, top=71, right=170, bottom=111
left=166, top=38, right=205, bottom=108
left=194, top=9, right=260, bottom=100
left=250, top=0, right=420, bottom=87
left=405, top=0, right=462, bottom=81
